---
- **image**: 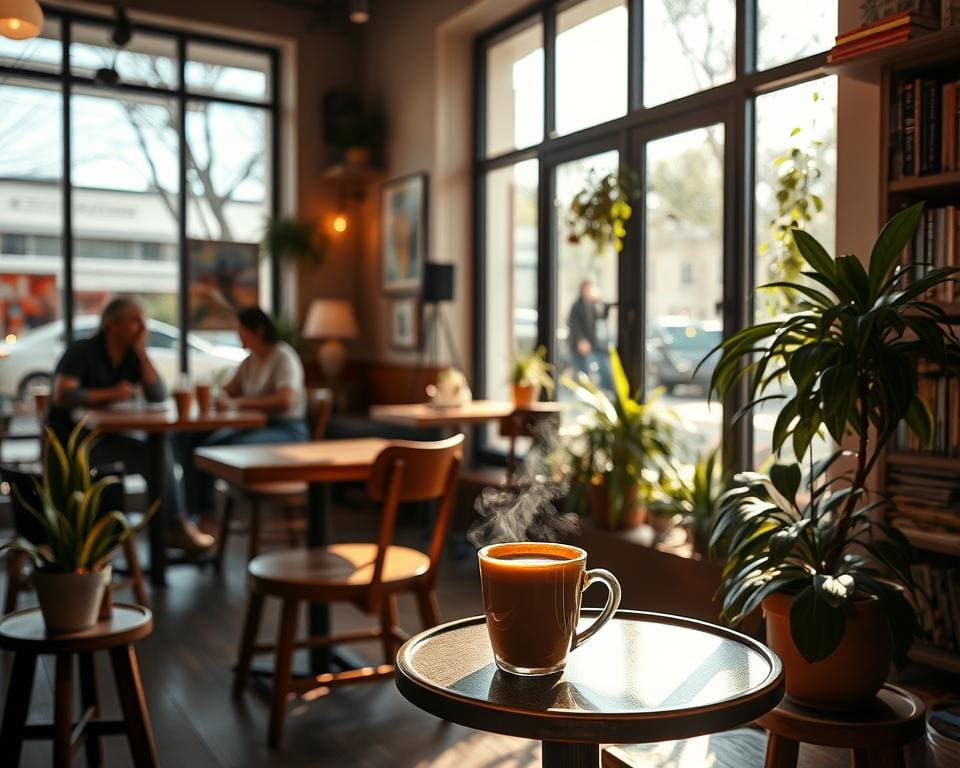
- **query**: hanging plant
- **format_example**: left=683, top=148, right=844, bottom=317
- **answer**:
left=262, top=216, right=328, bottom=267
left=565, top=166, right=637, bottom=257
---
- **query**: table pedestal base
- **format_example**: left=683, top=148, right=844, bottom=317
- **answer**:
left=542, top=741, right=600, bottom=768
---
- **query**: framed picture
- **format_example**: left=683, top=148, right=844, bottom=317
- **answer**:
left=187, top=239, right=260, bottom=330
left=381, top=172, right=427, bottom=294
left=391, top=299, right=419, bottom=349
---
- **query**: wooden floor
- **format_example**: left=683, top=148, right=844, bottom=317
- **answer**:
left=0, top=499, right=941, bottom=767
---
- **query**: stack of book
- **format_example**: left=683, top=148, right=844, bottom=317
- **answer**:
left=891, top=73, right=960, bottom=178
left=912, top=563, right=960, bottom=652
left=899, top=205, right=959, bottom=299
left=828, top=12, right=938, bottom=64
left=886, top=466, right=960, bottom=525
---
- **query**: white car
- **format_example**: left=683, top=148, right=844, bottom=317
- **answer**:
left=0, top=316, right=248, bottom=400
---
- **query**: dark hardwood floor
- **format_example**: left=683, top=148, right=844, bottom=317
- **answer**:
left=0, top=497, right=943, bottom=767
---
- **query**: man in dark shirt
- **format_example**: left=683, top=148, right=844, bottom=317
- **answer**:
left=50, top=296, right=214, bottom=554
left=567, top=278, right=613, bottom=389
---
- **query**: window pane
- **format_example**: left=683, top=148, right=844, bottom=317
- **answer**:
left=757, top=0, right=836, bottom=71
left=556, top=150, right=619, bottom=394
left=186, top=101, right=270, bottom=372
left=555, top=0, right=627, bottom=136
left=0, top=16, right=61, bottom=73
left=186, top=41, right=271, bottom=102
left=753, top=76, right=837, bottom=468
left=485, top=19, right=543, bottom=157
left=71, top=23, right=178, bottom=89
left=644, top=0, right=734, bottom=108
left=483, top=160, right=539, bottom=449
left=71, top=90, right=180, bottom=380
left=0, top=81, right=63, bottom=400
left=645, top=125, right=724, bottom=461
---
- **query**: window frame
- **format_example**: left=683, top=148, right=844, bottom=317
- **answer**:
left=473, top=0, right=834, bottom=470
left=0, top=6, right=281, bottom=372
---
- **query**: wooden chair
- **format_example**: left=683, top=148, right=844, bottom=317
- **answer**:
left=233, top=434, right=464, bottom=748
left=1, top=464, right=148, bottom=614
left=214, top=388, right=334, bottom=571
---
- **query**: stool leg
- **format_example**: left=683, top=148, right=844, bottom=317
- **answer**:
left=4, top=551, right=27, bottom=613
left=233, top=590, right=265, bottom=699
left=542, top=741, right=600, bottom=767
left=53, top=653, right=73, bottom=768
left=380, top=593, right=399, bottom=664
left=0, top=650, right=37, bottom=765
left=764, top=733, right=799, bottom=768
left=78, top=652, right=102, bottom=768
left=415, top=587, right=440, bottom=628
left=123, top=537, right=148, bottom=607
left=247, top=498, right=262, bottom=563
left=214, top=494, right=234, bottom=574
left=110, top=644, right=158, bottom=768
left=268, top=598, right=298, bottom=749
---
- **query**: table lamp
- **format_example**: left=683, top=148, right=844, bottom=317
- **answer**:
left=302, top=299, right=359, bottom=383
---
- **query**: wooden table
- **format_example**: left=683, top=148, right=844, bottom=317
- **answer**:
left=396, top=610, right=785, bottom=768
left=194, top=438, right=388, bottom=672
left=0, top=604, right=157, bottom=768
left=84, top=405, right=266, bottom=587
left=369, top=400, right=561, bottom=428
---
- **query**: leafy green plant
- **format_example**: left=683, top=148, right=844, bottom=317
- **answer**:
left=263, top=216, right=327, bottom=266
left=706, top=202, right=960, bottom=664
left=565, top=166, right=636, bottom=257
left=650, top=447, right=725, bottom=556
left=0, top=423, right=156, bottom=573
left=563, top=348, right=677, bottom=527
left=510, top=345, right=554, bottom=397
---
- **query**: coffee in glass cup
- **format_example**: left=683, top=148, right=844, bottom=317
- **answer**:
left=195, top=383, right=212, bottom=412
left=173, top=389, right=193, bottom=420
left=478, top=541, right=621, bottom=676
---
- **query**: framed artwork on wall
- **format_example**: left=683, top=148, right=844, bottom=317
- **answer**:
left=187, top=239, right=260, bottom=329
left=381, top=172, right=427, bottom=294
left=391, top=298, right=419, bottom=349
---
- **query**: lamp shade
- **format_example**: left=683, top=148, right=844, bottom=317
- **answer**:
left=302, top=299, right=359, bottom=340
left=0, top=0, right=43, bottom=40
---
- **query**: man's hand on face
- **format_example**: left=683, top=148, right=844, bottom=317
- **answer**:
left=577, top=339, right=592, bottom=356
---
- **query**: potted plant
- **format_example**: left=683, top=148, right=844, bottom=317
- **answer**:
left=563, top=348, right=676, bottom=529
left=262, top=216, right=327, bottom=267
left=649, top=447, right=724, bottom=557
left=0, top=424, right=155, bottom=633
left=706, top=202, right=960, bottom=708
left=565, top=166, right=636, bottom=257
left=510, top=345, right=554, bottom=408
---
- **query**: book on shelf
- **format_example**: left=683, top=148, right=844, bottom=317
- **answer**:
left=897, top=204, right=959, bottom=300
left=912, top=563, right=960, bottom=653
left=829, top=11, right=938, bottom=63
left=891, top=71, right=960, bottom=178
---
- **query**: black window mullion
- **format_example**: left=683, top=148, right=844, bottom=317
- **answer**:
left=62, top=16, right=74, bottom=343
left=270, top=46, right=282, bottom=314
left=628, top=0, right=643, bottom=111
left=737, top=0, right=757, bottom=77
left=177, top=35, right=189, bottom=374
left=543, top=8, right=556, bottom=141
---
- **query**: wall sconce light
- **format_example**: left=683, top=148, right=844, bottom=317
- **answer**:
left=348, top=0, right=369, bottom=24
left=332, top=213, right=349, bottom=234
left=0, top=0, right=44, bottom=40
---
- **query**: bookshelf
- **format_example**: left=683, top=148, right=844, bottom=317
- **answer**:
left=832, top=25, right=960, bottom=675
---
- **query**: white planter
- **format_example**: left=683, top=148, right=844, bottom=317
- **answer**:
left=32, top=565, right=112, bottom=634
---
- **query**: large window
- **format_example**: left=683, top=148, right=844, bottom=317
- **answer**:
left=0, top=8, right=278, bottom=398
left=475, top=0, right=838, bottom=470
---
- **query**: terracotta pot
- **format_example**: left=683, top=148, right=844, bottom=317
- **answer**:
left=33, top=565, right=112, bottom=634
left=762, top=592, right=892, bottom=709
left=511, top=383, right=537, bottom=409
left=588, top=480, right=646, bottom=530
left=344, top=146, right=372, bottom=167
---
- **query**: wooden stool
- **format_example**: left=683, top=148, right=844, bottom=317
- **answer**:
left=757, top=684, right=926, bottom=768
left=0, top=604, right=158, bottom=768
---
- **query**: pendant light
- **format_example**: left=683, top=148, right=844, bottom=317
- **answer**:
left=0, top=0, right=44, bottom=40
left=348, top=0, right=369, bottom=24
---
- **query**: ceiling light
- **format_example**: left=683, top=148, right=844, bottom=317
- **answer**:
left=0, top=0, right=44, bottom=40
left=349, top=0, right=369, bottom=24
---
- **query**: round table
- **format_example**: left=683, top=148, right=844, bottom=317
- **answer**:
left=395, top=609, right=784, bottom=768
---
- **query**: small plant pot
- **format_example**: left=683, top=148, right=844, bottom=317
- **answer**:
left=588, top=481, right=646, bottom=530
left=762, top=591, right=892, bottom=710
left=33, top=565, right=112, bottom=634
left=511, top=383, right=538, bottom=409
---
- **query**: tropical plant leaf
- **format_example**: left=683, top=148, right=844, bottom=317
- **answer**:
left=789, top=585, right=847, bottom=663
left=868, top=202, right=924, bottom=299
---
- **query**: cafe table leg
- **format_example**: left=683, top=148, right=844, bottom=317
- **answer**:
left=541, top=742, right=600, bottom=768
left=307, top=481, right=332, bottom=673
left=146, top=433, right=167, bottom=588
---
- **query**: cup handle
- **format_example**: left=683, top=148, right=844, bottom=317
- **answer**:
left=571, top=568, right=621, bottom=650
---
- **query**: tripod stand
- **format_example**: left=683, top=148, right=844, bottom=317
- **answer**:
left=409, top=301, right=462, bottom=401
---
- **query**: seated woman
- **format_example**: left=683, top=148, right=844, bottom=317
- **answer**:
left=178, top=307, right=308, bottom=516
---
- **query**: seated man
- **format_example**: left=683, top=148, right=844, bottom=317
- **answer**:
left=177, top=306, right=308, bottom=516
left=48, top=296, right=214, bottom=554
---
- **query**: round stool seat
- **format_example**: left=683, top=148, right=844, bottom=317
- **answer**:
left=248, top=544, right=430, bottom=599
left=757, top=684, right=926, bottom=751
left=0, top=604, right=153, bottom=654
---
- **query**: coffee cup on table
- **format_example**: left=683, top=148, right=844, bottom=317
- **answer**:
left=173, top=389, right=193, bottom=420
left=477, top=542, right=621, bottom=676
left=195, top=383, right=212, bottom=413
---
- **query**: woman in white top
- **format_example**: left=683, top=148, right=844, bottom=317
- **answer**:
left=178, top=307, right=308, bottom=516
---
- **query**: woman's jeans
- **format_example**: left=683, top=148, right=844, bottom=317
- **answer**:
left=175, top=418, right=310, bottom=515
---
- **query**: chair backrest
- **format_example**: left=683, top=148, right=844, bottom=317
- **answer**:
left=365, top=434, right=464, bottom=593
left=307, top=387, right=334, bottom=441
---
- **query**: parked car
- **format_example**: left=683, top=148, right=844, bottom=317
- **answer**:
left=646, top=318, right=723, bottom=394
left=0, top=316, right=248, bottom=400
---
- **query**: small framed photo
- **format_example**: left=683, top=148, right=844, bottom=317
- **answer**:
left=381, top=172, right=427, bottom=294
left=391, top=299, right=419, bottom=349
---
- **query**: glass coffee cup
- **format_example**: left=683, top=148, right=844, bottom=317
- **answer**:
left=478, top=541, right=621, bottom=676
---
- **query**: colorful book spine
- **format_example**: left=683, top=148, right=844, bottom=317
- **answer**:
left=891, top=75, right=960, bottom=179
